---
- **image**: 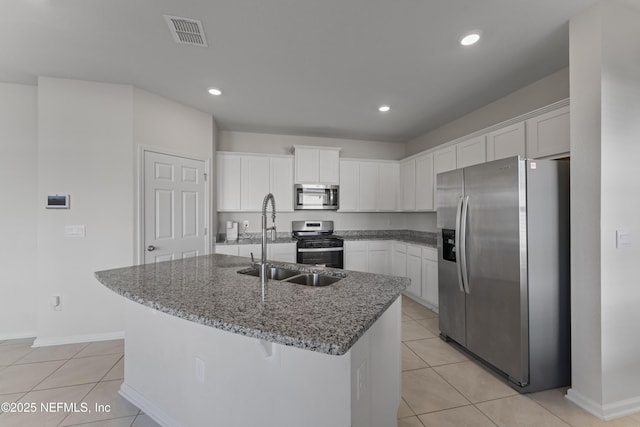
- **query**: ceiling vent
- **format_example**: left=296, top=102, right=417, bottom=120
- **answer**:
left=164, top=15, right=208, bottom=47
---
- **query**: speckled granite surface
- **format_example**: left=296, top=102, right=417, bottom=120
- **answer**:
left=216, top=229, right=436, bottom=247
left=95, top=254, right=408, bottom=356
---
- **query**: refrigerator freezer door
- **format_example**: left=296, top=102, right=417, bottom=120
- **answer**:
left=436, top=169, right=466, bottom=345
left=462, top=156, right=529, bottom=385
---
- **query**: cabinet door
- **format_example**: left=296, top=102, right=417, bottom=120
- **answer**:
left=359, top=162, right=379, bottom=211
left=434, top=146, right=457, bottom=176
left=295, top=148, right=319, bottom=183
left=269, top=243, right=296, bottom=263
left=319, top=149, right=340, bottom=184
left=216, top=154, right=241, bottom=211
left=415, top=153, right=434, bottom=211
left=392, top=243, right=407, bottom=277
left=526, top=105, right=570, bottom=158
left=456, top=136, right=486, bottom=168
left=400, top=159, right=416, bottom=211
left=422, top=248, right=438, bottom=309
left=406, top=253, right=422, bottom=296
left=215, top=245, right=239, bottom=256
left=378, top=163, right=399, bottom=211
left=238, top=244, right=261, bottom=260
left=369, top=250, right=390, bottom=275
left=339, top=160, right=359, bottom=212
left=270, top=157, right=294, bottom=212
left=486, top=122, right=526, bottom=161
left=241, top=156, right=270, bottom=211
left=345, top=241, right=368, bottom=272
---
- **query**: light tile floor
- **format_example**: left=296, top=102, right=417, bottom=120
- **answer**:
left=2, top=297, right=640, bottom=426
left=0, top=339, right=159, bottom=427
left=398, top=296, right=640, bottom=427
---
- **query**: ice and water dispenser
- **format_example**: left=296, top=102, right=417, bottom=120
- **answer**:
left=442, top=229, right=456, bottom=262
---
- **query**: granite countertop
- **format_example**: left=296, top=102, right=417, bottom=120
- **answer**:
left=95, top=254, right=409, bottom=356
left=216, top=230, right=437, bottom=247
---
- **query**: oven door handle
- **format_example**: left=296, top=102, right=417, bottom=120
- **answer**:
left=297, top=247, right=344, bottom=253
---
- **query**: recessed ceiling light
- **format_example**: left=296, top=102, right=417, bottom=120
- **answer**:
left=460, top=33, right=481, bottom=46
left=378, top=105, right=390, bottom=113
left=207, top=88, right=222, bottom=96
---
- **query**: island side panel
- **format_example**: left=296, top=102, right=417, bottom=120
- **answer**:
left=120, top=299, right=352, bottom=427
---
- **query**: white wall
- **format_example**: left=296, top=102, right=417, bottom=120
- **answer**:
left=0, top=83, right=38, bottom=339
left=568, top=0, right=640, bottom=419
left=30, top=77, right=215, bottom=346
left=406, top=68, right=570, bottom=156
left=218, top=131, right=405, bottom=160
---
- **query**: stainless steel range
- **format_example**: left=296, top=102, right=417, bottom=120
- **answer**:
left=292, top=220, right=343, bottom=269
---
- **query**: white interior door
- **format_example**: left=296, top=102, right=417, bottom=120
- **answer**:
left=144, top=150, right=207, bottom=263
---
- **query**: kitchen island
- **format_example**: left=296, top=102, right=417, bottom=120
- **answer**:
left=95, top=254, right=408, bottom=427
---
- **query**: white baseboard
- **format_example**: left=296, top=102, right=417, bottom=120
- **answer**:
left=567, top=388, right=640, bottom=420
left=32, top=331, right=124, bottom=348
left=402, top=292, right=439, bottom=314
left=0, top=331, right=37, bottom=341
left=119, top=383, right=180, bottom=427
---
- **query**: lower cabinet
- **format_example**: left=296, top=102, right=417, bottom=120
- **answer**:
left=391, top=243, right=439, bottom=312
left=215, top=242, right=295, bottom=263
left=344, top=241, right=369, bottom=272
left=367, top=241, right=390, bottom=275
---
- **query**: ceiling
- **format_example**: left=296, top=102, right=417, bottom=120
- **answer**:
left=1, top=0, right=596, bottom=143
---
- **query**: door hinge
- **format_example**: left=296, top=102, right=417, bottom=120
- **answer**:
left=204, top=173, right=208, bottom=181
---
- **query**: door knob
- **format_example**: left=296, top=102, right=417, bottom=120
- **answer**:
left=147, top=245, right=156, bottom=252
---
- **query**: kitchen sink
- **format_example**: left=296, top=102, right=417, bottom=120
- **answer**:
left=284, top=273, right=341, bottom=287
left=237, top=266, right=300, bottom=281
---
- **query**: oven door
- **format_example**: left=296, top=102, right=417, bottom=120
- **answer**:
left=297, top=247, right=344, bottom=269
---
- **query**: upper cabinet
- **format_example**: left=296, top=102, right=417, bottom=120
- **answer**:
left=294, top=146, right=340, bottom=184
left=415, top=153, right=434, bottom=211
left=338, top=159, right=399, bottom=212
left=400, top=159, right=416, bottom=211
left=526, top=105, right=570, bottom=158
left=217, top=152, right=293, bottom=212
left=434, top=146, right=457, bottom=176
left=486, top=122, right=526, bottom=161
left=456, top=136, right=486, bottom=168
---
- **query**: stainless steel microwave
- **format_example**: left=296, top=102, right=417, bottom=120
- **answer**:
left=294, top=184, right=339, bottom=210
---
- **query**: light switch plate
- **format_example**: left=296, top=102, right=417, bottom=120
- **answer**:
left=64, top=225, right=86, bottom=238
left=616, top=230, right=632, bottom=248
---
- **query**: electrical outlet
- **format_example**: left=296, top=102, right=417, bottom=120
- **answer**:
left=195, top=357, right=205, bottom=384
left=243, top=220, right=249, bottom=230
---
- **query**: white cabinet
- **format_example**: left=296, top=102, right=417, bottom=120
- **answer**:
left=339, top=160, right=359, bottom=212
left=339, top=160, right=399, bottom=212
left=392, top=243, right=407, bottom=277
left=345, top=241, right=368, bottom=272
left=358, top=162, right=379, bottom=211
left=215, top=245, right=239, bottom=256
left=238, top=244, right=261, bottom=260
left=405, top=245, right=422, bottom=297
left=294, top=146, right=340, bottom=184
left=400, top=159, right=416, bottom=211
left=241, top=156, right=270, bottom=211
left=421, top=248, right=438, bottom=309
left=456, top=136, right=486, bottom=168
left=486, top=122, right=526, bottom=161
left=319, top=149, right=340, bottom=184
left=415, top=153, right=434, bottom=211
left=216, top=154, right=241, bottom=211
left=378, top=163, right=399, bottom=211
left=270, top=157, right=294, bottom=212
left=269, top=242, right=296, bottom=263
left=434, top=146, right=457, bottom=176
left=526, top=105, right=570, bottom=158
left=217, top=153, right=293, bottom=212
left=367, top=241, right=390, bottom=275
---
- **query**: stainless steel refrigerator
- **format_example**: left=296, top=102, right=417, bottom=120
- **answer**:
left=437, top=156, right=570, bottom=392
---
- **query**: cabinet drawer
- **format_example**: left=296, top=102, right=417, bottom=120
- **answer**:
left=422, top=247, right=437, bottom=261
left=393, top=243, right=407, bottom=253
left=368, top=241, right=390, bottom=251
left=407, top=245, right=422, bottom=257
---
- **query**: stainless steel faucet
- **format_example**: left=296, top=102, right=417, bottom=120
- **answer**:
left=260, top=193, right=277, bottom=300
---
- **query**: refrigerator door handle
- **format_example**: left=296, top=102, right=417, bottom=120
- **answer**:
left=460, top=195, right=470, bottom=294
left=454, top=196, right=465, bottom=294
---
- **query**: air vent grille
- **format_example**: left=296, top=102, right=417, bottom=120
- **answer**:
left=164, top=15, right=208, bottom=47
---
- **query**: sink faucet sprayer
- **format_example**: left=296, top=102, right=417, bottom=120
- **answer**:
left=259, top=193, right=276, bottom=300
